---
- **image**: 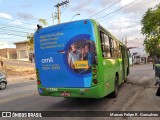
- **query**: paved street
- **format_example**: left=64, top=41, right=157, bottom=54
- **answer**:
left=0, top=64, right=160, bottom=120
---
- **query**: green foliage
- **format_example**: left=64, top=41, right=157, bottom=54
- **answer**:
left=141, top=4, right=160, bottom=57
left=27, top=33, right=34, bottom=50
left=39, top=19, right=48, bottom=26
left=27, top=19, right=48, bottom=50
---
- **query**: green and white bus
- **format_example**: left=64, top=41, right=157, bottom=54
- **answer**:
left=34, top=19, right=129, bottom=98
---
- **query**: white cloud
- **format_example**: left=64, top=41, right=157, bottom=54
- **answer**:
left=104, top=16, right=143, bottom=40
left=17, top=12, right=36, bottom=20
left=69, top=0, right=97, bottom=14
left=100, top=0, right=160, bottom=46
left=99, top=0, right=118, bottom=7
left=0, top=12, right=12, bottom=19
left=121, top=0, right=160, bottom=14
left=11, top=20, right=23, bottom=25
left=127, top=37, right=144, bottom=48
left=30, top=25, right=37, bottom=30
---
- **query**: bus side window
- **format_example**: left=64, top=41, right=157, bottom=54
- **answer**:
left=128, top=50, right=131, bottom=58
left=100, top=32, right=105, bottom=45
left=104, top=34, right=110, bottom=46
left=100, top=31, right=111, bottom=58
left=118, top=45, right=122, bottom=58
left=109, top=38, right=114, bottom=58
left=124, top=49, right=127, bottom=58
left=113, top=40, right=118, bottom=58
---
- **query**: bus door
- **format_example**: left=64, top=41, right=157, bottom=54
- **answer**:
left=121, top=46, right=127, bottom=80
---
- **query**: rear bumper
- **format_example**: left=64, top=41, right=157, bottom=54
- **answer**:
left=38, top=83, right=104, bottom=99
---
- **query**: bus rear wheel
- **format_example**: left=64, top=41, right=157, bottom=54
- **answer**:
left=124, top=67, right=129, bottom=82
left=110, top=75, right=119, bottom=98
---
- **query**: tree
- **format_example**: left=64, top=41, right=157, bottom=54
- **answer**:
left=141, top=3, right=160, bottom=57
left=27, top=19, right=48, bottom=50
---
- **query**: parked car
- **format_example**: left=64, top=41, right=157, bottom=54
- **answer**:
left=0, top=72, right=7, bottom=90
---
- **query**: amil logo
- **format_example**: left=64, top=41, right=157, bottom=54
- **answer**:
left=41, top=57, right=54, bottom=63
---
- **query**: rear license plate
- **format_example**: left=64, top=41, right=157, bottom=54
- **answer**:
left=60, top=92, right=71, bottom=96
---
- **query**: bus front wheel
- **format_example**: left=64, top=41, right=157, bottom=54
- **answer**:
left=110, top=75, right=119, bottom=98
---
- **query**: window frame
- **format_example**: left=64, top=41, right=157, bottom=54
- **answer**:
left=99, top=29, right=112, bottom=59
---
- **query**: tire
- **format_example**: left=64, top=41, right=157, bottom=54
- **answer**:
left=110, top=76, right=119, bottom=98
left=124, top=75, right=127, bottom=82
left=127, top=67, right=129, bottom=76
left=0, top=82, right=7, bottom=90
left=124, top=68, right=129, bottom=82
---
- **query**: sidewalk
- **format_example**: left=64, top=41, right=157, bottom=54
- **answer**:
left=7, top=74, right=36, bottom=84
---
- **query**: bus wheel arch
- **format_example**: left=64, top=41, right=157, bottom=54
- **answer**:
left=115, top=72, right=119, bottom=83
left=110, top=73, right=119, bottom=98
left=127, top=67, right=129, bottom=76
left=124, top=67, right=129, bottom=82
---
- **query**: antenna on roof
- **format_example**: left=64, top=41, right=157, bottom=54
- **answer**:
left=37, top=24, right=42, bottom=30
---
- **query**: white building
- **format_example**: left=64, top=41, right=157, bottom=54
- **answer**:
left=127, top=38, right=149, bottom=65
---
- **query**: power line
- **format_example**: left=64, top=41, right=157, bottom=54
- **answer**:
left=0, top=27, right=31, bottom=34
left=99, top=2, right=138, bottom=22
left=96, top=0, right=139, bottom=20
left=0, top=32, right=27, bottom=37
left=0, top=16, right=35, bottom=26
left=0, top=23, right=35, bottom=31
left=0, top=37, right=11, bottom=39
left=68, top=1, right=77, bottom=11
left=88, top=0, right=121, bottom=19
left=99, top=10, right=121, bottom=22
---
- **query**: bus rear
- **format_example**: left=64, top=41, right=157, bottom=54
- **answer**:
left=34, top=20, right=104, bottom=98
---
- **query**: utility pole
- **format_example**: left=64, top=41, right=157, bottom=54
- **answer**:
left=122, top=37, right=124, bottom=44
left=52, top=12, right=58, bottom=25
left=54, top=0, right=69, bottom=24
left=125, top=36, right=127, bottom=47
left=52, top=13, right=54, bottom=25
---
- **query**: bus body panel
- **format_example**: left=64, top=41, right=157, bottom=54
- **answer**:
left=35, top=19, right=129, bottom=98
left=35, top=20, right=98, bottom=89
left=95, top=23, right=125, bottom=96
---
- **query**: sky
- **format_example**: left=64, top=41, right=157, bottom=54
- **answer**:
left=0, top=0, right=160, bottom=48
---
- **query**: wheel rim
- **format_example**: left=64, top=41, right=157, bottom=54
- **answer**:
left=0, top=82, right=6, bottom=89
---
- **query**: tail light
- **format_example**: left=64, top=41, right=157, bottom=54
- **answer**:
left=93, top=69, right=97, bottom=73
left=93, top=79, right=98, bottom=84
left=93, top=65, right=96, bottom=69
left=92, top=65, right=98, bottom=84
left=37, top=81, right=41, bottom=85
left=93, top=74, right=98, bottom=79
